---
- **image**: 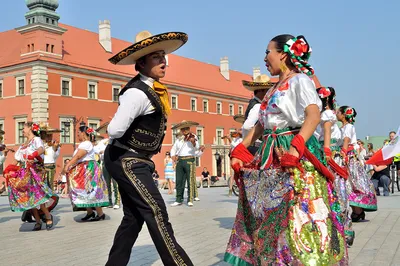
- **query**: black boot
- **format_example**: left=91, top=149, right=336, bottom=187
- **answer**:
left=21, top=211, right=35, bottom=223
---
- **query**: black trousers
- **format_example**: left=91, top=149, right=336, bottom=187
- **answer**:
left=104, top=145, right=193, bottom=266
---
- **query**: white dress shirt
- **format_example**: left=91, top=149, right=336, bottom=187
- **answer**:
left=230, top=137, right=243, bottom=149
left=44, top=145, right=60, bottom=164
left=94, top=138, right=110, bottom=161
left=242, top=97, right=262, bottom=139
left=171, top=135, right=200, bottom=157
left=108, top=74, right=156, bottom=139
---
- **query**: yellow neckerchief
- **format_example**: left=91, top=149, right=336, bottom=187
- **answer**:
left=152, top=80, right=171, bottom=116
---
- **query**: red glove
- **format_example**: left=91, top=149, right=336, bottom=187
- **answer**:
left=27, top=151, right=39, bottom=160
left=290, top=135, right=305, bottom=158
left=230, top=143, right=253, bottom=164
left=340, top=148, right=348, bottom=164
left=324, top=147, right=332, bottom=158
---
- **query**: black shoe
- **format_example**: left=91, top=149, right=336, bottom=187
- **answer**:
left=91, top=214, right=105, bottom=221
left=351, top=211, right=365, bottom=223
left=32, top=222, right=42, bottom=231
left=46, top=215, right=54, bottom=230
left=346, top=232, right=355, bottom=247
left=81, top=212, right=95, bottom=221
left=21, top=211, right=35, bottom=223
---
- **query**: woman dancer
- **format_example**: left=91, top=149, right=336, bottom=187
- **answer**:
left=225, top=35, right=346, bottom=265
left=164, top=151, right=175, bottom=194
left=336, top=106, right=377, bottom=222
left=316, top=87, right=354, bottom=248
left=6, top=122, right=55, bottom=231
left=62, top=125, right=109, bottom=221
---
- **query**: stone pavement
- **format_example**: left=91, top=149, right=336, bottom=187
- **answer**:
left=1, top=187, right=400, bottom=265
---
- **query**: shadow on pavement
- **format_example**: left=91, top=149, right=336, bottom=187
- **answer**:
left=214, top=217, right=234, bottom=230
left=209, top=252, right=230, bottom=266
left=127, top=244, right=159, bottom=265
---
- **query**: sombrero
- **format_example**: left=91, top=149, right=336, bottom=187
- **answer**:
left=233, top=114, right=245, bottom=124
left=242, top=74, right=275, bottom=91
left=39, top=122, right=62, bottom=134
left=171, top=120, right=199, bottom=130
left=96, top=122, right=109, bottom=135
left=109, top=31, right=188, bottom=65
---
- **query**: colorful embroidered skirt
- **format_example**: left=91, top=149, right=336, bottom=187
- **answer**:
left=7, top=163, right=58, bottom=212
left=347, top=153, right=377, bottom=211
left=68, top=160, right=109, bottom=210
left=224, top=132, right=346, bottom=265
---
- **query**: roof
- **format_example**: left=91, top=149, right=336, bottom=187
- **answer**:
left=0, top=23, right=325, bottom=99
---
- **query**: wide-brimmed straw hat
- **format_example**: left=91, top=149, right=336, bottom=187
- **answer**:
left=233, top=114, right=245, bottom=124
left=39, top=122, right=62, bottom=134
left=171, top=120, right=199, bottom=130
left=95, top=122, right=110, bottom=135
left=242, top=74, right=275, bottom=91
left=109, top=31, right=188, bottom=65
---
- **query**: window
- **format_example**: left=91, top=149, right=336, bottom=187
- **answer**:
left=229, top=104, right=234, bottom=116
left=172, top=127, right=180, bottom=144
left=196, top=128, right=204, bottom=145
left=88, top=119, right=100, bottom=131
left=191, top=98, right=197, bottom=111
left=51, top=45, right=54, bottom=53
left=171, top=95, right=178, bottom=109
left=216, top=102, right=222, bottom=114
left=14, top=118, right=27, bottom=144
left=46, top=44, right=49, bottom=52
left=238, top=105, right=244, bottom=115
left=112, top=86, right=120, bottom=102
left=0, top=80, right=3, bottom=98
left=195, top=157, right=201, bottom=167
left=16, top=77, right=25, bottom=96
left=52, top=19, right=55, bottom=25
left=31, top=43, right=34, bottom=51
left=32, top=18, right=35, bottom=23
left=27, top=44, right=30, bottom=52
left=216, top=129, right=223, bottom=145
left=0, top=122, right=3, bottom=133
left=88, top=81, right=97, bottom=99
left=203, top=100, right=208, bottom=113
left=46, top=18, right=49, bottom=24
left=61, top=78, right=71, bottom=96
left=60, top=119, right=72, bottom=144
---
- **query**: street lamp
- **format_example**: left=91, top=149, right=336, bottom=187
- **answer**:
left=64, top=117, right=85, bottom=150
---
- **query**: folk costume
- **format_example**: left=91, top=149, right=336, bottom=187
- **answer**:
left=170, top=120, right=200, bottom=206
left=105, top=30, right=193, bottom=266
left=241, top=75, right=275, bottom=155
left=40, top=124, right=62, bottom=190
left=7, top=131, right=58, bottom=213
left=339, top=108, right=377, bottom=214
left=225, top=36, right=346, bottom=265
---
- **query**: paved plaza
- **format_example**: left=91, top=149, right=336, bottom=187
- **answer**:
left=1, top=187, right=400, bottom=265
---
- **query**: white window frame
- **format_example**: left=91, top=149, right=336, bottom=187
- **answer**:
left=229, top=104, right=234, bottom=116
left=60, top=117, right=73, bottom=144
left=171, top=94, right=178, bottom=109
left=216, top=128, right=224, bottom=145
left=172, top=126, right=180, bottom=144
left=238, top=105, right=244, bottom=115
left=88, top=119, right=101, bottom=130
left=15, top=117, right=27, bottom=144
left=191, top=97, right=197, bottom=111
left=216, top=101, right=222, bottom=114
left=16, top=76, right=26, bottom=96
left=0, top=80, right=3, bottom=98
left=196, top=127, right=204, bottom=145
left=61, top=77, right=72, bottom=96
left=112, top=85, right=121, bottom=102
left=0, top=119, right=4, bottom=136
left=203, top=99, right=209, bottom=113
left=87, top=81, right=98, bottom=99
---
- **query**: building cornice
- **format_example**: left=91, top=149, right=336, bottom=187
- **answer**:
left=0, top=60, right=250, bottom=102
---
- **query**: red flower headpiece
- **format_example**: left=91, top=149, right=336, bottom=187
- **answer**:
left=345, top=108, right=354, bottom=116
left=86, top=128, right=94, bottom=135
left=291, top=39, right=309, bottom=57
left=318, top=87, right=331, bottom=99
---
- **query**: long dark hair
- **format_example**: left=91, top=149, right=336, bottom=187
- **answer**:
left=338, top=105, right=357, bottom=124
left=79, top=125, right=96, bottom=142
left=271, top=34, right=296, bottom=68
left=316, top=87, right=336, bottom=111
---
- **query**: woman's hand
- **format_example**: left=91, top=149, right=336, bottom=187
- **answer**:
left=231, top=158, right=243, bottom=173
left=287, top=146, right=300, bottom=158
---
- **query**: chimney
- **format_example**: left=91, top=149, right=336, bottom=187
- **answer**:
left=99, top=20, right=112, bottom=53
left=220, top=56, right=229, bottom=80
left=252, top=67, right=261, bottom=81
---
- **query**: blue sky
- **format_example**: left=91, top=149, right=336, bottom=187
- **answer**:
left=2, top=0, right=398, bottom=139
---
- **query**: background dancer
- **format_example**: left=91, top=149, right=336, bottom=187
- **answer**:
left=104, top=30, right=193, bottom=266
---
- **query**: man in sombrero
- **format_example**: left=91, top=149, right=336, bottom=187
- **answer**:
left=170, top=120, right=200, bottom=207
left=242, top=74, right=275, bottom=154
left=105, top=31, right=193, bottom=265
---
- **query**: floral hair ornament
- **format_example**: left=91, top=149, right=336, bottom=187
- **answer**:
left=32, top=123, right=41, bottom=135
left=344, top=107, right=356, bottom=124
left=283, top=35, right=314, bottom=76
left=317, top=87, right=331, bottom=99
left=86, top=127, right=94, bottom=135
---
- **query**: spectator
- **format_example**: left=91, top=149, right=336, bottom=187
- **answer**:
left=357, top=139, right=367, bottom=166
left=152, top=170, right=160, bottom=188
left=371, top=163, right=391, bottom=196
left=201, top=167, right=210, bottom=188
